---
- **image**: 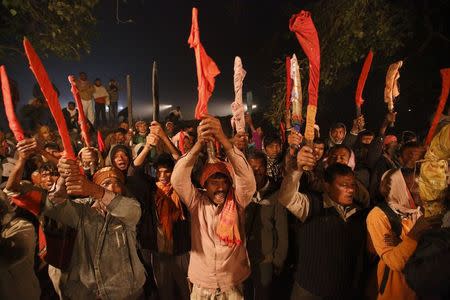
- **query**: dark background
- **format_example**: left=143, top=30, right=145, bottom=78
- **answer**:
left=2, top=0, right=450, bottom=136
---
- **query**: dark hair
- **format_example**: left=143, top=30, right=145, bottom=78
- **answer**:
left=324, top=163, right=353, bottom=183
left=38, top=162, right=59, bottom=176
left=68, top=101, right=75, bottom=106
left=313, top=137, right=326, bottom=145
left=110, top=145, right=132, bottom=171
left=360, top=130, right=374, bottom=137
left=263, top=133, right=282, bottom=148
left=114, top=128, right=128, bottom=135
left=247, top=151, right=267, bottom=167
left=43, top=142, right=60, bottom=152
left=79, top=72, right=86, bottom=76
left=328, top=144, right=351, bottom=157
left=208, top=172, right=229, bottom=181
left=95, top=78, right=101, bottom=82
left=331, top=122, right=346, bottom=130
left=399, top=141, right=421, bottom=155
left=154, top=153, right=175, bottom=171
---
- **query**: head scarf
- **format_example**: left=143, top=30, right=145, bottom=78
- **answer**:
left=93, top=166, right=125, bottom=186
left=381, top=169, right=422, bottom=222
left=384, top=135, right=398, bottom=146
left=200, top=161, right=241, bottom=247
left=109, top=144, right=132, bottom=171
left=328, top=122, right=347, bottom=146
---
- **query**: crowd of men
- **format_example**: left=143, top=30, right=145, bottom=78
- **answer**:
left=1, top=86, right=449, bottom=300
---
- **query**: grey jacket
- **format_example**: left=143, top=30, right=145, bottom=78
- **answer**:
left=245, top=179, right=288, bottom=269
left=0, top=217, right=40, bottom=300
left=43, top=191, right=145, bottom=300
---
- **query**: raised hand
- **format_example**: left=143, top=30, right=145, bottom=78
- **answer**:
left=296, top=145, right=316, bottom=171
left=16, top=138, right=38, bottom=160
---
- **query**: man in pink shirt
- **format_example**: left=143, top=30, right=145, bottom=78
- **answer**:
left=171, top=115, right=256, bottom=299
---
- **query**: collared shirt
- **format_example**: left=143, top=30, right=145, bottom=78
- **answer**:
left=171, top=146, right=256, bottom=290
left=252, top=179, right=271, bottom=205
left=323, top=194, right=358, bottom=221
left=278, top=168, right=360, bottom=222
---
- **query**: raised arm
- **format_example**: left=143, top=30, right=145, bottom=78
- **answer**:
left=277, top=146, right=314, bottom=222
left=133, top=133, right=158, bottom=167
left=150, top=121, right=180, bottom=161
left=5, top=138, right=37, bottom=193
left=58, top=158, right=141, bottom=227
left=171, top=138, right=203, bottom=210
left=198, top=115, right=256, bottom=207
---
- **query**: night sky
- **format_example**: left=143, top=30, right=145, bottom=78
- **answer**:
left=6, top=0, right=292, bottom=120
left=3, top=0, right=450, bottom=135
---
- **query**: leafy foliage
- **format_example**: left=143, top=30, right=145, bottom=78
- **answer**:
left=266, top=0, right=415, bottom=124
left=0, top=0, right=99, bottom=60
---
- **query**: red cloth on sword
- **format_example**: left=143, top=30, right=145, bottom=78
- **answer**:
left=188, top=7, right=220, bottom=120
left=97, top=130, right=105, bottom=153
left=425, top=68, right=450, bottom=145
left=1, top=66, right=25, bottom=141
left=355, top=50, right=374, bottom=108
left=23, top=38, right=75, bottom=160
left=289, top=10, right=321, bottom=107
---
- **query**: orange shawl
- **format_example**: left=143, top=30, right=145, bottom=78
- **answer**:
left=200, top=162, right=242, bottom=247
left=155, top=182, right=183, bottom=241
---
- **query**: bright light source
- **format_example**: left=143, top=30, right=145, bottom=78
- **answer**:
left=160, top=104, right=173, bottom=110
left=105, top=106, right=110, bottom=112
left=118, top=105, right=124, bottom=111
left=252, top=104, right=257, bottom=109
left=408, top=108, right=412, bottom=112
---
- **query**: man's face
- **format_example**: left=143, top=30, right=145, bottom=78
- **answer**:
left=205, top=175, right=230, bottom=205
left=79, top=73, right=87, bottom=81
left=183, top=136, right=193, bottom=152
left=44, top=147, right=61, bottom=158
left=115, top=132, right=125, bottom=144
left=331, top=127, right=345, bottom=143
left=136, top=122, right=147, bottom=134
left=385, top=142, right=398, bottom=157
left=94, top=80, right=101, bottom=86
left=166, top=123, right=174, bottom=133
left=249, top=158, right=267, bottom=190
left=119, top=122, right=129, bottom=131
left=328, top=148, right=350, bottom=165
left=113, top=150, right=129, bottom=171
left=100, top=177, right=123, bottom=194
left=40, top=170, right=58, bottom=191
left=326, top=174, right=355, bottom=206
left=400, top=147, right=423, bottom=169
left=157, top=167, right=172, bottom=185
left=233, top=132, right=248, bottom=152
left=313, top=143, right=325, bottom=160
left=265, top=142, right=281, bottom=159
left=68, top=103, right=76, bottom=110
left=361, top=134, right=374, bottom=145
left=40, top=126, right=52, bottom=140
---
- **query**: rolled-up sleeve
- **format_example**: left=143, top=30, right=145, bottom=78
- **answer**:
left=277, top=169, right=310, bottom=222
left=225, top=147, right=256, bottom=208
left=171, top=151, right=199, bottom=210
